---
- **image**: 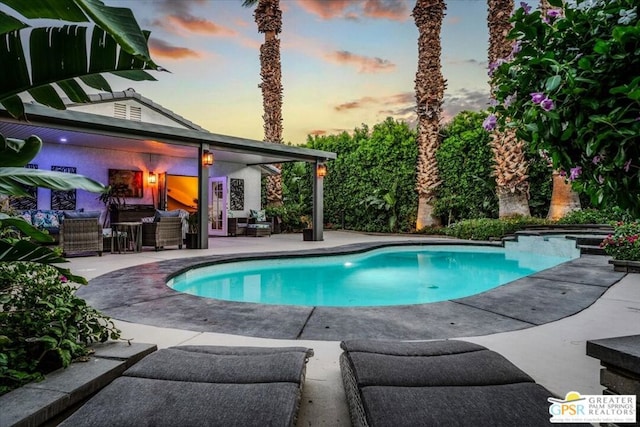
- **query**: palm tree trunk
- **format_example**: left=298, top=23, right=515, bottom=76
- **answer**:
left=547, top=171, right=581, bottom=220
left=254, top=0, right=283, bottom=205
left=536, top=0, right=582, bottom=220
left=413, top=0, right=446, bottom=229
left=487, top=0, right=531, bottom=218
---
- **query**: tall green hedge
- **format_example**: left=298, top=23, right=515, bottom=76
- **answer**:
left=280, top=113, right=559, bottom=233
left=307, top=118, right=418, bottom=232
left=434, top=111, right=497, bottom=223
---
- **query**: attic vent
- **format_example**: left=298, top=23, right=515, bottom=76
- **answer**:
left=130, top=106, right=142, bottom=121
left=114, top=103, right=127, bottom=119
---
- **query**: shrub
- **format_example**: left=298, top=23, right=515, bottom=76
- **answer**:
left=434, top=111, right=498, bottom=223
left=445, top=216, right=551, bottom=240
left=306, top=118, right=418, bottom=232
left=0, top=262, right=121, bottom=395
left=600, top=222, right=640, bottom=261
left=557, top=207, right=635, bottom=225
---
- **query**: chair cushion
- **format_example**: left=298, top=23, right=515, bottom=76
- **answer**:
left=247, top=223, right=270, bottom=229
left=63, top=210, right=101, bottom=219
left=59, top=345, right=313, bottom=427
left=154, top=209, right=180, bottom=222
left=339, top=340, right=571, bottom=427
left=360, top=382, right=555, bottom=427
left=124, top=347, right=310, bottom=384
left=59, top=376, right=302, bottom=427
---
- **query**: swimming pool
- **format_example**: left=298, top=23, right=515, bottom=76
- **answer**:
left=168, top=245, right=575, bottom=307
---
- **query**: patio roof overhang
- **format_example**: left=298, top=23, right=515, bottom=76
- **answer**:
left=0, top=104, right=337, bottom=166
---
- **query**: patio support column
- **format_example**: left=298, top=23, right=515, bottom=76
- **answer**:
left=312, top=160, right=324, bottom=241
left=197, top=144, right=210, bottom=249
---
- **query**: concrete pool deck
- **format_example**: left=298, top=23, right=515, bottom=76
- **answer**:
left=68, top=231, right=640, bottom=426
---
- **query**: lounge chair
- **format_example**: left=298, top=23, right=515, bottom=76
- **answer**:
left=141, top=216, right=183, bottom=251
left=340, top=339, right=587, bottom=427
left=60, top=217, right=103, bottom=257
left=59, top=345, right=313, bottom=427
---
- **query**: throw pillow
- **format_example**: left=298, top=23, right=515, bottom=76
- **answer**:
left=32, top=210, right=60, bottom=229
left=154, top=209, right=180, bottom=222
left=250, top=209, right=266, bottom=222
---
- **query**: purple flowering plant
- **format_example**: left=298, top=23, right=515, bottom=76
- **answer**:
left=487, top=0, right=640, bottom=215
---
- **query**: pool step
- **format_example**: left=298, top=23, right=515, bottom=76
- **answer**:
left=505, top=229, right=611, bottom=257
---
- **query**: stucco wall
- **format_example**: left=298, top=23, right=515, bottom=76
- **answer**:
left=68, top=99, right=192, bottom=129
left=31, top=143, right=262, bottom=218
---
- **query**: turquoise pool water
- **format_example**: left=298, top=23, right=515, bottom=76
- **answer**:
left=167, top=246, right=570, bottom=307
left=168, top=245, right=573, bottom=307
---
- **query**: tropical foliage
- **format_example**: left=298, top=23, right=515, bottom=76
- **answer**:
left=1, top=0, right=156, bottom=395
left=0, top=0, right=160, bottom=118
left=0, top=0, right=161, bottom=268
left=0, top=262, right=120, bottom=395
left=487, top=0, right=640, bottom=215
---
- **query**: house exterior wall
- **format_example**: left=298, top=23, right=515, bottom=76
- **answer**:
left=32, top=143, right=262, bottom=219
left=67, top=99, right=192, bottom=129
left=212, top=162, right=263, bottom=217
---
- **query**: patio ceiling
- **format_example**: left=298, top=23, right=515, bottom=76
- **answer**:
left=0, top=104, right=336, bottom=165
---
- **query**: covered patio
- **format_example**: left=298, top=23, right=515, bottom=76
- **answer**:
left=0, top=102, right=336, bottom=247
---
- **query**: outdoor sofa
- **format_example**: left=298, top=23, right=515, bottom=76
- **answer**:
left=59, top=345, right=314, bottom=427
left=340, top=339, right=588, bottom=427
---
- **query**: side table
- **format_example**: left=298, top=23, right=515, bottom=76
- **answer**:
left=111, top=222, right=142, bottom=253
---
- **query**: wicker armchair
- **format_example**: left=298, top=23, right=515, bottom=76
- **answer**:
left=142, top=217, right=183, bottom=251
left=60, top=218, right=103, bottom=257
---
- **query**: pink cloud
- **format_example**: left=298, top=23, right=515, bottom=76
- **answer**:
left=335, top=93, right=411, bottom=112
left=325, top=50, right=395, bottom=73
left=296, top=0, right=408, bottom=21
left=446, top=16, right=462, bottom=25
left=296, top=0, right=352, bottom=19
left=165, top=15, right=237, bottom=36
left=149, top=38, right=201, bottom=60
left=363, top=0, right=407, bottom=21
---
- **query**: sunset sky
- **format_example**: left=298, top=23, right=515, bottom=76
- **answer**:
left=106, top=0, right=533, bottom=144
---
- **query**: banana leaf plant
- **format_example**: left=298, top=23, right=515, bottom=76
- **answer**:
left=0, top=0, right=163, bottom=118
left=0, top=0, right=162, bottom=280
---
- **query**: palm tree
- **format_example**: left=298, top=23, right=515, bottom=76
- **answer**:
left=487, top=0, right=531, bottom=217
left=242, top=0, right=283, bottom=205
left=413, top=0, right=446, bottom=229
left=537, top=0, right=582, bottom=220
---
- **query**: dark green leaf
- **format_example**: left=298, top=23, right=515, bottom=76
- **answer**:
left=545, top=75, right=562, bottom=92
left=2, top=0, right=88, bottom=21
left=76, top=0, right=156, bottom=62
left=110, top=70, right=157, bottom=82
left=0, top=167, right=107, bottom=195
left=0, top=10, right=28, bottom=33
left=593, top=39, right=610, bottom=54
left=27, top=85, right=66, bottom=110
left=56, top=79, right=91, bottom=103
left=79, top=74, right=112, bottom=92
left=0, top=95, right=25, bottom=118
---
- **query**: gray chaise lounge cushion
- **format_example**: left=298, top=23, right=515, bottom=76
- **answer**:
left=340, top=339, right=588, bottom=427
left=60, top=345, right=313, bottom=427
